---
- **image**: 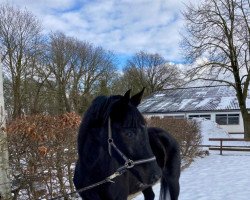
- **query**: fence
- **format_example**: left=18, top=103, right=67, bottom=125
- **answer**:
left=208, top=138, right=250, bottom=155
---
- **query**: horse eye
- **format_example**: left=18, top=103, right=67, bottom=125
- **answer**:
left=125, top=131, right=134, bottom=137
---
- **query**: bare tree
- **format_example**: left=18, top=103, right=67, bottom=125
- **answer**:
left=81, top=47, right=116, bottom=95
left=69, top=41, right=90, bottom=113
left=21, top=43, right=51, bottom=115
left=46, top=32, right=117, bottom=114
left=46, top=32, right=77, bottom=114
left=0, top=4, right=43, bottom=118
left=69, top=44, right=116, bottom=113
left=0, top=5, right=118, bottom=117
left=182, top=0, right=250, bottom=138
left=123, top=51, right=183, bottom=96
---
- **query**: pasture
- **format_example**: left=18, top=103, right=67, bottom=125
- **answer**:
left=134, top=153, right=250, bottom=200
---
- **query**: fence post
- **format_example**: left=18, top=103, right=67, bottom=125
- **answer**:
left=220, top=139, right=223, bottom=155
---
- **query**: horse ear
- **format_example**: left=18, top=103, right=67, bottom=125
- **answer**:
left=112, top=89, right=130, bottom=112
left=130, top=87, right=145, bottom=107
left=122, top=89, right=131, bottom=104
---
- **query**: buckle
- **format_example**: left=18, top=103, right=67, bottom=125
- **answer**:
left=125, top=160, right=134, bottom=168
left=108, top=138, right=113, bottom=144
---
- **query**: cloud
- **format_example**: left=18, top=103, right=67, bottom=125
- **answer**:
left=0, top=0, right=196, bottom=64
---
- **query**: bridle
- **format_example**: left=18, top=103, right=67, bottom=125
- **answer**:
left=49, top=118, right=156, bottom=199
left=107, top=117, right=156, bottom=170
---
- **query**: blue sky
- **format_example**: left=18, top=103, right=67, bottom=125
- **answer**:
left=0, top=0, right=196, bottom=67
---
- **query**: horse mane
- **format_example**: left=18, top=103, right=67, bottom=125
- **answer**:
left=82, top=95, right=122, bottom=128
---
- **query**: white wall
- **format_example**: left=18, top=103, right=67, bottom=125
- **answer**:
left=143, top=111, right=244, bottom=133
left=143, top=113, right=187, bottom=119
left=210, top=112, right=244, bottom=133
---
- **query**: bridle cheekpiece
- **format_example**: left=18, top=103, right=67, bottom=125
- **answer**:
left=108, top=117, right=156, bottom=172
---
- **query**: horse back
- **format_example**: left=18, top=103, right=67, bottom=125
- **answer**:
left=147, top=127, right=181, bottom=200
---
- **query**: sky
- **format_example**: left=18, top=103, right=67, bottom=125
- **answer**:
left=0, top=0, right=197, bottom=67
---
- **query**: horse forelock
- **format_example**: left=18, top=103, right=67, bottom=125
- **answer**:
left=83, top=95, right=122, bottom=127
left=122, top=105, right=146, bottom=127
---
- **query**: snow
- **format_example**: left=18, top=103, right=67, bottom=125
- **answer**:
left=154, top=94, right=165, bottom=97
left=139, top=85, right=250, bottom=113
left=194, top=118, right=250, bottom=147
left=153, top=101, right=171, bottom=111
left=179, top=154, right=250, bottom=200
left=133, top=154, right=250, bottom=200
left=178, top=99, right=193, bottom=110
left=194, top=118, right=231, bottom=145
left=217, top=97, right=235, bottom=109
left=247, top=99, right=250, bottom=108
left=195, top=98, right=212, bottom=109
left=132, top=118, right=250, bottom=200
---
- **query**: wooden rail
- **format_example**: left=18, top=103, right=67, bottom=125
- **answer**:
left=208, top=138, right=250, bottom=155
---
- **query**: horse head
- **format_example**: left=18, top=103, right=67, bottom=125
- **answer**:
left=106, top=88, right=162, bottom=186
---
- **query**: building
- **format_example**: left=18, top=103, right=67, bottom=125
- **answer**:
left=139, top=85, right=250, bottom=134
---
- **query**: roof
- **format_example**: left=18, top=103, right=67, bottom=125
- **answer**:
left=139, top=85, right=250, bottom=113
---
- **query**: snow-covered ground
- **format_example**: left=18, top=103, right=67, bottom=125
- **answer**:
left=133, top=153, right=250, bottom=200
left=179, top=154, right=250, bottom=200
left=133, top=118, right=250, bottom=200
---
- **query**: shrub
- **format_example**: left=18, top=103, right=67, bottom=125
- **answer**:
left=6, top=113, right=81, bottom=199
left=6, top=113, right=202, bottom=199
left=147, top=117, right=203, bottom=169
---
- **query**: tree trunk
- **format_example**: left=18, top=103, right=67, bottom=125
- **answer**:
left=12, top=76, right=22, bottom=118
left=63, top=90, right=71, bottom=113
left=242, top=112, right=250, bottom=139
left=236, top=86, right=250, bottom=140
left=67, top=163, right=74, bottom=192
left=0, top=56, right=11, bottom=199
left=54, top=149, right=69, bottom=199
left=57, top=85, right=65, bottom=115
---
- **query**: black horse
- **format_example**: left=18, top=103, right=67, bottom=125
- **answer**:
left=73, top=89, right=181, bottom=200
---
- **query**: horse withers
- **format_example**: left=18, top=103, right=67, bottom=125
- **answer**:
left=73, top=89, right=181, bottom=200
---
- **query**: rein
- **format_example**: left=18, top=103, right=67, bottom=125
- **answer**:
left=49, top=118, right=156, bottom=200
